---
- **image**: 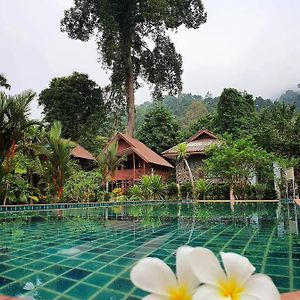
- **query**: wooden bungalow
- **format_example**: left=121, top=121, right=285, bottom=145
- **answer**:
left=71, top=144, right=96, bottom=170
left=162, top=129, right=219, bottom=184
left=104, top=132, right=174, bottom=190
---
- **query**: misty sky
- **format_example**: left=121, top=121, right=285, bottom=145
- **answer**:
left=1, top=0, right=300, bottom=119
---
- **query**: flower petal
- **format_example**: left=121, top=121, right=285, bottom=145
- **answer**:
left=130, top=257, right=177, bottom=296
left=189, top=247, right=227, bottom=286
left=243, top=274, right=280, bottom=300
left=192, top=285, right=225, bottom=300
left=176, top=246, right=200, bottom=292
left=240, top=295, right=260, bottom=300
left=143, top=294, right=167, bottom=300
left=221, top=252, right=255, bottom=285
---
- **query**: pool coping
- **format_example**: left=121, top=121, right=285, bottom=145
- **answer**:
left=0, top=199, right=279, bottom=213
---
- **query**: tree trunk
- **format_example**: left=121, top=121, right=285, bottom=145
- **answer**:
left=230, top=185, right=235, bottom=211
left=125, top=47, right=135, bottom=137
left=184, top=158, right=194, bottom=185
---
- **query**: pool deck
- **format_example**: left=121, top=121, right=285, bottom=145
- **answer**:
left=1, top=292, right=300, bottom=299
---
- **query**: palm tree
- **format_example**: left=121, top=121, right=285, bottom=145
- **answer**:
left=44, top=121, right=74, bottom=201
left=0, top=91, right=36, bottom=167
left=176, top=143, right=194, bottom=186
left=0, top=91, right=36, bottom=205
left=97, top=142, right=123, bottom=191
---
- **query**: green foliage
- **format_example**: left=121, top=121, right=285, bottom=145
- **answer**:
left=61, top=1, right=207, bottom=134
left=38, top=72, right=107, bottom=143
left=204, top=135, right=272, bottom=199
left=179, top=101, right=208, bottom=130
left=43, top=121, right=75, bottom=200
left=128, top=184, right=143, bottom=201
left=180, top=182, right=193, bottom=198
left=279, top=90, right=300, bottom=111
left=97, top=142, right=123, bottom=187
left=138, top=105, right=180, bottom=153
left=139, top=175, right=165, bottom=200
left=165, top=182, right=178, bottom=199
left=194, top=179, right=210, bottom=200
left=253, top=102, right=300, bottom=158
left=63, top=170, right=102, bottom=202
left=0, top=90, right=36, bottom=167
left=216, top=88, right=255, bottom=138
left=0, top=74, right=10, bottom=89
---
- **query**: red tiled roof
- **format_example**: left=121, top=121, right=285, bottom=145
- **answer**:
left=105, top=133, right=173, bottom=168
left=162, top=129, right=220, bottom=158
left=71, top=144, right=96, bottom=161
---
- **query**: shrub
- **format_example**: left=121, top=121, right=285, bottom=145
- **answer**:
left=206, top=184, right=230, bottom=200
left=166, top=182, right=178, bottom=199
left=63, top=170, right=102, bottom=202
left=194, top=179, right=210, bottom=200
left=180, top=182, right=193, bottom=199
left=128, top=185, right=142, bottom=201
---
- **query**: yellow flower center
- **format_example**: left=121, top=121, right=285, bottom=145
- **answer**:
left=219, top=278, right=244, bottom=300
left=168, top=284, right=192, bottom=300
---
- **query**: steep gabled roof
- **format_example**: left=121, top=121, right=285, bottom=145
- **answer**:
left=105, top=132, right=173, bottom=168
left=162, top=129, right=219, bottom=158
left=71, top=144, right=96, bottom=161
left=187, top=129, right=218, bottom=143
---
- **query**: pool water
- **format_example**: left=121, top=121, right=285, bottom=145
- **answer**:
left=0, top=203, right=299, bottom=299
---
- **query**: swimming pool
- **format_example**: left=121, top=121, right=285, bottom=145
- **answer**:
left=0, top=202, right=299, bottom=299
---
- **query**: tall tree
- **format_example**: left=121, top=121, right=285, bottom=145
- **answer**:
left=253, top=102, right=300, bottom=158
left=138, top=105, right=179, bottom=153
left=38, top=72, right=106, bottom=142
left=216, top=88, right=255, bottom=138
left=61, top=1, right=207, bottom=136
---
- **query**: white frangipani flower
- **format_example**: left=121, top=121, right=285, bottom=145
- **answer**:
left=130, top=246, right=199, bottom=300
left=189, top=247, right=280, bottom=300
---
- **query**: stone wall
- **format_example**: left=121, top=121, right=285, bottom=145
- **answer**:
left=176, top=155, right=204, bottom=184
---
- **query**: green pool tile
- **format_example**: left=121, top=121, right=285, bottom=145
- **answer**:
left=79, top=261, right=106, bottom=272
left=63, top=268, right=91, bottom=280
left=44, top=277, right=77, bottom=292
left=43, top=264, right=72, bottom=276
left=100, top=264, right=124, bottom=275
left=91, top=288, right=126, bottom=300
left=2, top=267, right=33, bottom=279
left=66, top=283, right=99, bottom=299
left=24, top=260, right=51, bottom=271
left=34, top=287, right=60, bottom=299
left=0, top=202, right=299, bottom=298
left=108, top=278, right=133, bottom=294
left=85, top=272, right=113, bottom=287
left=60, top=258, right=85, bottom=268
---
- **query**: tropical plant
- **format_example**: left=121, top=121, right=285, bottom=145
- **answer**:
left=0, top=91, right=36, bottom=170
left=63, top=170, right=102, bottom=202
left=165, top=182, right=179, bottom=199
left=97, top=142, right=123, bottom=191
left=61, top=1, right=207, bottom=136
left=128, top=184, right=143, bottom=201
left=149, top=175, right=165, bottom=200
left=176, top=142, right=194, bottom=187
left=194, top=179, right=210, bottom=200
left=43, top=121, right=75, bottom=201
left=140, top=175, right=153, bottom=199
